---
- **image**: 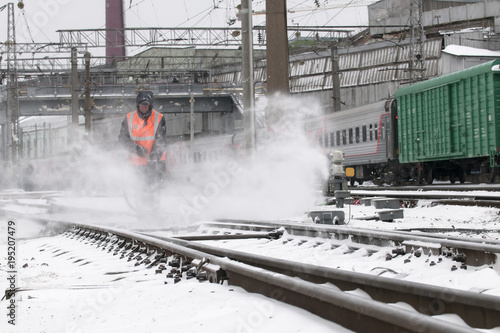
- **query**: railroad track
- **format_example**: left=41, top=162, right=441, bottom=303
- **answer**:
left=2, top=191, right=499, bottom=332
left=193, top=219, right=500, bottom=269
left=351, top=184, right=500, bottom=192
left=349, top=184, right=500, bottom=208
left=5, top=217, right=500, bottom=332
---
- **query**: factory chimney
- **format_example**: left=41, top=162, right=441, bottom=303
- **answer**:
left=106, top=0, right=126, bottom=64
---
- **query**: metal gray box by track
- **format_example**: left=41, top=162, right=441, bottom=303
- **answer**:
left=308, top=210, right=345, bottom=225
left=377, top=209, right=404, bottom=222
left=359, top=198, right=372, bottom=206
left=371, top=198, right=400, bottom=209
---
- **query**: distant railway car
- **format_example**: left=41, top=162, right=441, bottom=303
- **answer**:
left=396, top=59, right=500, bottom=183
left=165, top=132, right=245, bottom=179
left=306, top=59, right=500, bottom=186
left=304, top=100, right=397, bottom=185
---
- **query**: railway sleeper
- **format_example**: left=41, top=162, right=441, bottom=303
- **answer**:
left=65, top=228, right=222, bottom=285
left=402, top=240, right=441, bottom=256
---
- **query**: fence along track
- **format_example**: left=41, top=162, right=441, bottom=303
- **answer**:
left=56, top=221, right=498, bottom=332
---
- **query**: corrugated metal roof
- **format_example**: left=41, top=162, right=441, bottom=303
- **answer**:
left=339, top=52, right=361, bottom=70
left=395, top=58, right=500, bottom=96
left=362, top=46, right=399, bottom=68
left=212, top=38, right=443, bottom=92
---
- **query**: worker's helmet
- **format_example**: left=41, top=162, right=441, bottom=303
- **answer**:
left=136, top=90, right=154, bottom=110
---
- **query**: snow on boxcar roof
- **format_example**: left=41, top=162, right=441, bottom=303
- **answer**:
left=395, top=58, right=500, bottom=97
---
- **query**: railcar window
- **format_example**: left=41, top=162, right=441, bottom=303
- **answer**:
left=342, top=130, right=347, bottom=145
left=374, top=124, right=378, bottom=140
left=330, top=132, right=335, bottom=147
left=362, top=125, right=367, bottom=142
left=324, top=133, right=329, bottom=147
left=318, top=134, right=323, bottom=147
left=349, top=128, right=353, bottom=144
left=336, top=131, right=341, bottom=146
left=369, top=124, right=373, bottom=141
left=355, top=127, right=360, bottom=143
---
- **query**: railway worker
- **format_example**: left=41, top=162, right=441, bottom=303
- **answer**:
left=118, top=90, right=167, bottom=208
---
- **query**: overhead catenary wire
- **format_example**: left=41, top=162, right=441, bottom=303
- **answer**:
left=18, top=5, right=35, bottom=43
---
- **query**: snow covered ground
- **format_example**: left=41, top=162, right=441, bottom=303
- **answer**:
left=1, top=229, right=350, bottom=333
left=0, top=190, right=499, bottom=333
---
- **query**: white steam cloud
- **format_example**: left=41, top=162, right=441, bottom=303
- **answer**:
left=20, top=94, right=329, bottom=228
left=163, top=94, right=329, bottom=225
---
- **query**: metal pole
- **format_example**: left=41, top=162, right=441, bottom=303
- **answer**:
left=84, top=52, right=92, bottom=134
left=189, top=93, right=195, bottom=161
left=331, top=46, right=341, bottom=112
left=409, top=0, right=425, bottom=82
left=6, top=2, right=19, bottom=166
left=265, top=0, right=290, bottom=95
left=70, top=47, right=79, bottom=144
left=34, top=123, right=38, bottom=159
left=241, top=0, right=255, bottom=151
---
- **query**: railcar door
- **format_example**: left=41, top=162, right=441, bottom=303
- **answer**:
left=386, top=100, right=398, bottom=160
left=383, top=115, right=394, bottom=160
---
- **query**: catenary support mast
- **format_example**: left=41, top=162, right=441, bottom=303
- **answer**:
left=241, top=0, right=256, bottom=151
left=265, top=0, right=290, bottom=95
left=6, top=2, right=19, bottom=166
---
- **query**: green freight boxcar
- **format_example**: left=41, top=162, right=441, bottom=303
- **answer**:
left=395, top=59, right=500, bottom=183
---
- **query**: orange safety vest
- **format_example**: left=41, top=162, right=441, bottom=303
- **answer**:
left=127, top=109, right=166, bottom=165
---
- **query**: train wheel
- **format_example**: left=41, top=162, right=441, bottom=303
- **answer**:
left=416, top=168, right=424, bottom=184
left=425, top=168, right=433, bottom=185
left=486, top=168, right=497, bottom=184
left=417, top=166, right=433, bottom=185
left=458, top=169, right=466, bottom=184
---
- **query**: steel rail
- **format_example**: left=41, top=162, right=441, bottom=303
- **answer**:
left=5, top=210, right=499, bottom=330
left=397, top=228, right=500, bottom=237
left=210, top=219, right=500, bottom=267
left=65, top=221, right=486, bottom=333
left=352, top=184, right=500, bottom=192
left=349, top=190, right=500, bottom=201
left=157, top=234, right=500, bottom=330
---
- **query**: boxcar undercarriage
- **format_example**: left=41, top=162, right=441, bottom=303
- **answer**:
left=354, top=156, right=500, bottom=186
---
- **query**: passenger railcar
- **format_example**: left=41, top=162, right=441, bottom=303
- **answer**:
left=165, top=132, right=245, bottom=177
left=308, top=59, right=500, bottom=185
left=304, top=100, right=398, bottom=185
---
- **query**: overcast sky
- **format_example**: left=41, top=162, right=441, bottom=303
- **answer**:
left=0, top=0, right=369, bottom=44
